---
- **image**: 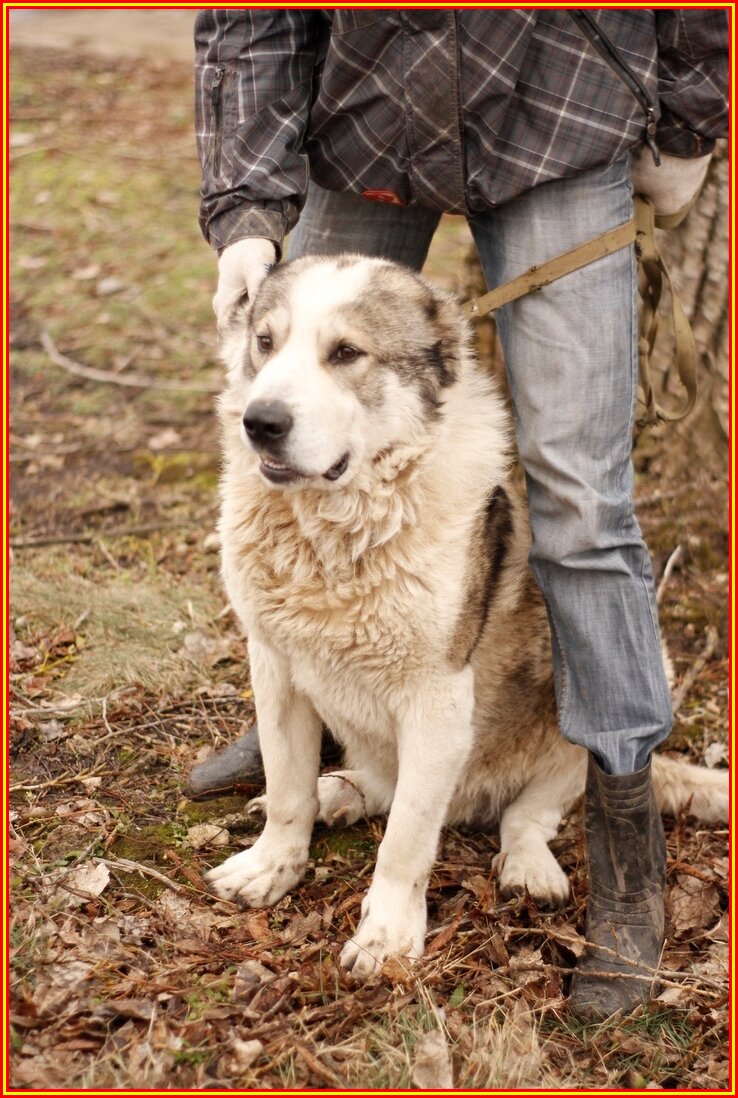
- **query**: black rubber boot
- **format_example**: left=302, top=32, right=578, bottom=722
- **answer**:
left=569, top=755, right=666, bottom=1022
left=186, top=724, right=341, bottom=798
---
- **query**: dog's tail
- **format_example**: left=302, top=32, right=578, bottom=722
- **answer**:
left=652, top=753, right=728, bottom=823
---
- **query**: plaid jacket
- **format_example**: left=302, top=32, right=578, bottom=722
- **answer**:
left=195, top=9, right=728, bottom=253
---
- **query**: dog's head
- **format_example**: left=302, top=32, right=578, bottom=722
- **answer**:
left=219, top=255, right=467, bottom=491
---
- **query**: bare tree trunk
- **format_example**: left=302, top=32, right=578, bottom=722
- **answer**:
left=649, top=140, right=729, bottom=468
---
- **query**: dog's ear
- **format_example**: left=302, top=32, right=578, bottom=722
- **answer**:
left=216, top=289, right=252, bottom=338
left=425, top=287, right=466, bottom=342
left=217, top=294, right=254, bottom=379
left=424, top=288, right=468, bottom=382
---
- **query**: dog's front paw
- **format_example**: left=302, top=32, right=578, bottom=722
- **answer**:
left=493, top=844, right=570, bottom=905
left=205, top=845, right=306, bottom=907
left=340, top=892, right=426, bottom=979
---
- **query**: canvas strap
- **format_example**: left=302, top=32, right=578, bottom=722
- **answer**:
left=462, top=194, right=697, bottom=428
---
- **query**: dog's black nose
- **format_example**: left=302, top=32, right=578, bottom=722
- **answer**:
left=242, top=400, right=293, bottom=447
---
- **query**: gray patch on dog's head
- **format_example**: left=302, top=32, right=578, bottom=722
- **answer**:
left=354, top=266, right=461, bottom=421
left=248, top=260, right=303, bottom=330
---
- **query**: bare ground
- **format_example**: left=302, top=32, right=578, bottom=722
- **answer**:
left=9, top=47, right=729, bottom=1091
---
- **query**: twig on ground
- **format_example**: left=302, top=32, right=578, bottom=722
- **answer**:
left=96, top=539, right=121, bottom=571
left=505, top=927, right=726, bottom=996
left=293, top=1044, right=346, bottom=1088
left=672, top=626, right=719, bottom=715
left=101, top=857, right=186, bottom=895
left=11, top=522, right=186, bottom=548
left=656, top=544, right=684, bottom=604
left=10, top=767, right=112, bottom=793
left=102, top=856, right=233, bottom=904
left=637, top=483, right=708, bottom=507
left=40, top=329, right=219, bottom=393
left=101, top=696, right=115, bottom=738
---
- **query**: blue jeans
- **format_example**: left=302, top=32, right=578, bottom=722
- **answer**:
left=288, top=156, right=673, bottom=775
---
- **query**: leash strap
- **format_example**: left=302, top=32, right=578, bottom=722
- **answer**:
left=633, top=195, right=697, bottom=427
left=462, top=194, right=697, bottom=428
left=460, top=217, right=636, bottom=319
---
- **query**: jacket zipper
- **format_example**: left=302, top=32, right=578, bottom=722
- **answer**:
left=211, top=64, right=226, bottom=176
left=450, top=11, right=468, bottom=212
left=568, top=10, right=661, bottom=166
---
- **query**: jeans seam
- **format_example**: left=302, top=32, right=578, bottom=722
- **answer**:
left=548, top=597, right=570, bottom=724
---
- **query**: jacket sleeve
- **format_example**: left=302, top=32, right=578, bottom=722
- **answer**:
left=654, top=9, right=728, bottom=157
left=195, top=9, right=324, bottom=253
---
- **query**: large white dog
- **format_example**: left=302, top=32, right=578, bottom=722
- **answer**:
left=206, top=255, right=727, bottom=979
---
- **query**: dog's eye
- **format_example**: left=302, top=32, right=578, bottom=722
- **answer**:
left=256, top=334, right=272, bottom=353
left=332, top=344, right=362, bottom=364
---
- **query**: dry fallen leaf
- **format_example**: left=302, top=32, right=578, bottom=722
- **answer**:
left=703, top=742, right=728, bottom=768
left=229, top=1038, right=264, bottom=1072
left=669, top=873, right=720, bottom=938
left=92, top=998, right=155, bottom=1023
left=381, top=956, right=415, bottom=985
left=232, top=960, right=275, bottom=1002
left=148, top=427, right=182, bottom=451
left=656, top=985, right=691, bottom=1006
left=244, top=910, right=273, bottom=943
left=462, top=873, right=494, bottom=911
left=96, top=276, right=127, bottom=296
left=11, top=639, right=40, bottom=667
left=412, top=1029, right=453, bottom=1090
left=508, top=947, right=545, bottom=987
left=549, top=925, right=586, bottom=957
left=37, top=720, right=69, bottom=742
left=72, top=264, right=101, bottom=281
left=282, top=910, right=323, bottom=944
left=182, top=631, right=233, bottom=667
left=186, top=823, right=230, bottom=850
left=705, top=914, right=729, bottom=943
left=57, top=861, right=110, bottom=906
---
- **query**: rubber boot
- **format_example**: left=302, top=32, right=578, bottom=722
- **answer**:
left=187, top=724, right=340, bottom=798
left=569, top=755, right=666, bottom=1021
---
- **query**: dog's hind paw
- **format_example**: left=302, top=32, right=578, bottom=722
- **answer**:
left=317, top=772, right=365, bottom=827
left=205, top=845, right=306, bottom=908
left=493, top=844, right=570, bottom=905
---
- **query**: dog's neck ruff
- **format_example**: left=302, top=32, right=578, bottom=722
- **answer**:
left=288, top=441, right=432, bottom=568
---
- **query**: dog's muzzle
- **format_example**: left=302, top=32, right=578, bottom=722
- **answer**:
left=242, top=399, right=350, bottom=485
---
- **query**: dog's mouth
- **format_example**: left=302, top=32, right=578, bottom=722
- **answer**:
left=259, top=451, right=350, bottom=485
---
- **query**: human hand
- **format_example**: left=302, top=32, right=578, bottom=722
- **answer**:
left=631, top=148, right=711, bottom=225
left=213, top=237, right=276, bottom=327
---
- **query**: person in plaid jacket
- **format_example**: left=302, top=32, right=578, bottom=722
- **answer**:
left=192, top=9, right=727, bottom=1020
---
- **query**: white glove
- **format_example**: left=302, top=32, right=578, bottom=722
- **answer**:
left=631, top=148, right=711, bottom=220
left=213, top=237, right=276, bottom=326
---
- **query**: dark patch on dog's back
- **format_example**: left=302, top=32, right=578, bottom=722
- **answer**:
left=448, top=486, right=513, bottom=669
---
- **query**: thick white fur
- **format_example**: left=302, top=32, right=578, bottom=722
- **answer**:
left=207, top=257, right=728, bottom=979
